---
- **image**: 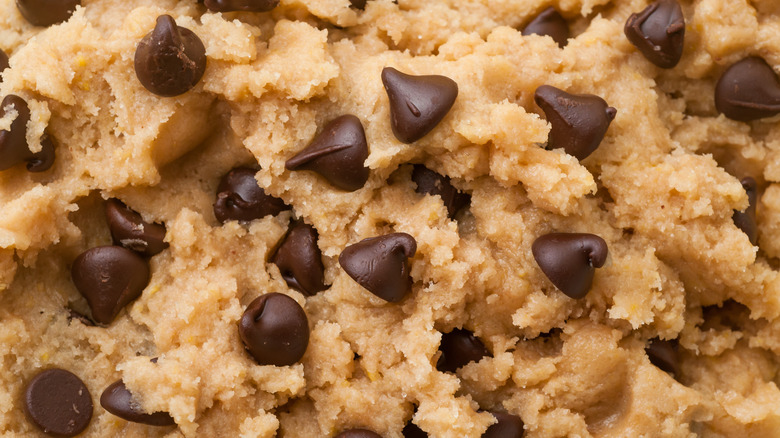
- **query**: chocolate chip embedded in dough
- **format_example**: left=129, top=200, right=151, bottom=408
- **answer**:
left=381, top=67, right=458, bottom=144
left=26, top=133, right=56, bottom=172
left=71, top=246, right=150, bottom=325
left=339, top=233, right=417, bottom=302
left=15, top=0, right=80, bottom=27
left=732, top=177, right=758, bottom=245
left=521, top=7, right=570, bottom=48
left=100, top=380, right=175, bottom=426
left=484, top=412, right=525, bottom=438
left=715, top=57, right=780, bottom=122
left=534, top=85, right=617, bottom=160
left=335, top=429, right=383, bottom=438
left=411, top=164, right=470, bottom=218
left=213, top=167, right=290, bottom=223
left=645, top=338, right=679, bottom=376
left=285, top=115, right=370, bottom=191
left=269, top=221, right=327, bottom=296
left=531, top=233, right=608, bottom=299
left=24, top=368, right=93, bottom=437
left=0, top=49, right=8, bottom=80
left=239, top=293, right=310, bottom=366
left=105, top=198, right=169, bottom=257
left=624, top=0, right=685, bottom=69
left=349, top=0, right=367, bottom=9
left=0, top=95, right=33, bottom=172
left=134, top=15, right=207, bottom=97
left=203, top=0, right=279, bottom=12
left=436, top=328, right=491, bottom=373
left=402, top=421, right=427, bottom=438
left=67, top=308, right=95, bottom=326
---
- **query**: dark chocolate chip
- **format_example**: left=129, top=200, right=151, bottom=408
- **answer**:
left=0, top=49, right=8, bottom=80
left=213, top=167, right=290, bottom=223
left=67, top=308, right=95, bottom=326
left=381, top=67, right=458, bottom=143
left=105, top=198, right=169, bottom=257
left=534, top=85, right=617, bottom=160
left=26, top=133, right=56, bottom=172
left=521, top=7, right=570, bottom=48
left=269, top=221, right=327, bottom=296
left=0, top=94, right=40, bottom=172
left=624, top=0, right=685, bottom=69
left=100, top=380, right=175, bottom=426
left=403, top=421, right=427, bottom=438
left=349, top=0, right=367, bottom=9
left=335, top=429, right=382, bottom=438
left=732, top=177, right=757, bottom=245
left=15, top=0, right=79, bottom=27
left=71, top=246, right=150, bottom=325
left=532, top=233, right=608, bottom=299
left=203, top=0, right=278, bottom=12
left=239, top=292, right=310, bottom=366
left=285, top=115, right=370, bottom=191
left=645, top=338, right=679, bottom=376
left=134, top=15, right=207, bottom=97
left=715, top=57, right=780, bottom=122
left=483, top=412, right=525, bottom=438
left=338, top=233, right=417, bottom=302
left=24, top=368, right=93, bottom=437
left=411, top=165, right=470, bottom=218
left=436, top=328, right=491, bottom=373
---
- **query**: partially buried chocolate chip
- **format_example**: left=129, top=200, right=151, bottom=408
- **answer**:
left=214, top=167, right=290, bottom=223
left=0, top=95, right=55, bottom=172
left=732, top=177, right=757, bottom=245
left=715, top=57, right=780, bottom=122
left=105, top=198, right=169, bottom=257
left=645, top=338, right=679, bottom=376
left=335, top=429, right=382, bottom=438
left=270, top=221, right=327, bottom=296
left=0, top=49, right=8, bottom=79
left=349, top=0, right=367, bottom=9
left=339, top=233, right=417, bottom=302
left=624, top=0, right=685, bottom=69
left=403, top=421, right=427, bottom=438
left=71, top=246, right=150, bottom=325
left=203, top=0, right=278, bottom=12
left=532, top=233, right=608, bottom=299
left=25, top=133, right=56, bottom=172
left=484, top=412, right=525, bottom=438
left=534, top=85, right=617, bottom=160
left=436, top=328, right=491, bottom=373
left=285, top=115, right=370, bottom=191
left=16, top=0, right=80, bottom=27
left=67, top=308, right=95, bottom=326
left=100, top=380, right=175, bottom=426
left=239, top=293, right=310, bottom=366
left=134, top=15, right=206, bottom=97
left=412, top=165, right=470, bottom=218
left=521, top=7, right=570, bottom=48
left=25, top=368, right=93, bottom=437
left=381, top=67, right=458, bottom=144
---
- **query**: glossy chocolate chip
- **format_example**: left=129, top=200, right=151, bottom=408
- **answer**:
left=484, top=412, right=525, bottom=438
left=134, top=15, right=207, bottom=97
left=534, top=85, right=617, bottom=160
left=16, top=0, right=79, bottom=27
left=624, top=0, right=685, bottom=68
left=25, top=369, right=93, bottom=437
left=732, top=177, right=758, bottom=245
left=67, top=308, right=95, bottom=326
left=285, top=115, right=370, bottom=191
left=213, top=167, right=290, bottom=223
left=26, top=133, right=55, bottom=172
left=100, top=380, right=175, bottom=426
left=335, top=429, right=382, bottom=438
left=412, top=165, right=470, bottom=218
left=532, top=233, right=608, bottom=299
left=71, top=246, right=150, bottom=325
left=0, top=49, right=8, bottom=80
left=105, top=198, right=169, bottom=257
left=270, top=221, right=327, bottom=296
left=203, top=0, right=278, bottom=12
left=715, top=57, right=780, bottom=122
left=339, top=233, right=417, bottom=302
left=381, top=67, right=458, bottom=143
left=403, top=421, right=427, bottom=438
left=436, top=328, right=491, bottom=373
left=645, top=338, right=679, bottom=376
left=239, top=293, right=310, bottom=366
left=0, top=95, right=53, bottom=172
left=521, top=7, right=570, bottom=48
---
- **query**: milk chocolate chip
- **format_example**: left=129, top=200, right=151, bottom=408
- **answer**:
left=204, top=0, right=279, bottom=12
left=521, top=7, right=570, bottom=48
left=484, top=412, right=525, bottom=438
left=532, top=233, right=608, bottom=299
left=436, top=328, right=491, bottom=373
left=214, top=167, right=290, bottom=223
left=732, top=177, right=757, bottom=245
left=105, top=198, right=169, bottom=257
left=270, top=221, right=327, bottom=296
left=715, top=57, right=780, bottom=122
left=24, top=368, right=93, bottom=437
left=412, top=165, right=470, bottom=218
left=239, top=293, right=310, bottom=366
left=624, top=0, right=685, bottom=68
left=16, top=0, right=80, bottom=27
left=339, top=233, right=417, bottom=302
left=100, top=380, right=175, bottom=426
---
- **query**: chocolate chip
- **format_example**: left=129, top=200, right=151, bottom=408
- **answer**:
left=715, top=57, right=780, bottom=122
left=213, top=167, right=290, bottom=223
left=624, top=0, right=685, bottom=69
left=484, top=412, right=525, bottom=438
left=24, top=368, right=93, bottom=437
left=521, top=7, right=570, bottom=48
left=100, top=380, right=175, bottom=426
left=732, top=177, right=757, bottom=245
left=203, top=0, right=278, bottom=12
left=270, top=221, right=327, bottom=296
left=403, top=421, right=427, bottom=438
left=381, top=67, right=458, bottom=144
left=239, top=293, right=310, bottom=366
left=26, top=133, right=56, bottom=172
left=436, top=328, right=491, bottom=373
left=15, top=0, right=79, bottom=27
left=532, top=233, right=608, bottom=299
left=534, top=86, right=617, bottom=160
left=349, top=0, right=367, bottom=9
left=0, top=49, right=8, bottom=80
left=67, top=308, right=95, bottom=326
left=134, top=15, right=207, bottom=97
left=645, top=338, right=679, bottom=376
left=411, top=165, right=470, bottom=218
left=0, top=95, right=52, bottom=172
left=701, top=299, right=750, bottom=331
left=285, top=115, right=370, bottom=191
left=71, top=246, right=150, bottom=325
left=335, top=429, right=382, bottom=438
left=105, top=198, right=169, bottom=257
left=339, top=233, right=417, bottom=302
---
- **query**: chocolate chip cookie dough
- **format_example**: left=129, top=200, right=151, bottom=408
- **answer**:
left=2, top=0, right=780, bottom=436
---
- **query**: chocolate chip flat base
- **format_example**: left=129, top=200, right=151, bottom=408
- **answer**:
left=2, top=0, right=780, bottom=437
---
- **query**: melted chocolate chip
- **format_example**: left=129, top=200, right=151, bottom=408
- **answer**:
left=71, top=246, right=150, bottom=325
left=0, top=49, right=8, bottom=80
left=239, top=293, right=310, bottom=366
left=335, top=429, right=382, bottom=438
left=213, top=167, right=290, bottom=223
left=100, top=380, right=175, bottom=426
left=134, top=15, right=207, bottom=97
left=0, top=95, right=52, bottom=172
left=203, top=0, right=278, bottom=12
left=534, top=86, right=617, bottom=160
left=16, top=0, right=79, bottom=27
left=285, top=115, right=370, bottom=191
left=624, top=0, right=685, bottom=69
left=270, top=221, right=327, bottom=296
left=521, top=7, right=570, bottom=48
left=645, top=338, right=679, bottom=376
left=105, top=198, right=169, bottom=257
left=732, top=177, right=758, bottom=245
left=25, top=369, right=93, bottom=437
left=403, top=421, right=427, bottom=438
left=532, top=233, right=608, bottom=299
left=436, top=328, right=491, bottom=373
left=381, top=67, right=458, bottom=143
left=339, top=233, right=417, bottom=302
left=715, top=57, right=780, bottom=122
left=411, top=165, right=470, bottom=218
left=484, top=412, right=525, bottom=438
left=26, top=133, right=56, bottom=172
left=67, top=308, right=95, bottom=326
